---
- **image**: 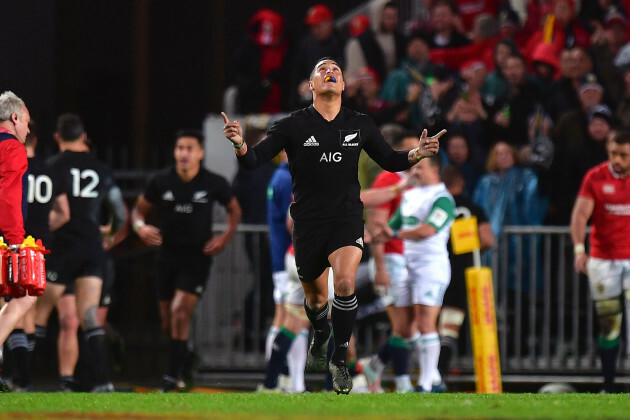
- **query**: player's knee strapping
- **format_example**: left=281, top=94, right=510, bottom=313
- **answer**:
left=438, top=308, right=466, bottom=340
left=594, top=297, right=623, bottom=349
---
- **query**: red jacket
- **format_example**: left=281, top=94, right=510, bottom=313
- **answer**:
left=0, top=129, right=27, bottom=244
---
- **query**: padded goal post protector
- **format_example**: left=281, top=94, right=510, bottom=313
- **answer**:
left=466, top=266, right=502, bottom=393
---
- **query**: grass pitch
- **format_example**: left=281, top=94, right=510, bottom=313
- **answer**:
left=1, top=392, right=629, bottom=419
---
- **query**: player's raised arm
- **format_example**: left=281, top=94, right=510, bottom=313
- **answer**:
left=222, top=112, right=247, bottom=156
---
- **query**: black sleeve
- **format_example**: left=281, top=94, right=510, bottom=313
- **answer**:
left=143, top=173, right=161, bottom=203
left=213, top=174, right=233, bottom=206
left=237, top=122, right=288, bottom=169
left=362, top=117, right=412, bottom=172
left=469, top=202, right=489, bottom=225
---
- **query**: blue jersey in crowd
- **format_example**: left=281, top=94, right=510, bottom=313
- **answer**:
left=266, top=162, right=292, bottom=273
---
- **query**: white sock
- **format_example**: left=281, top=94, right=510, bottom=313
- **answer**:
left=419, top=333, right=440, bottom=392
left=394, top=374, right=412, bottom=392
left=265, top=326, right=280, bottom=361
left=288, top=328, right=308, bottom=393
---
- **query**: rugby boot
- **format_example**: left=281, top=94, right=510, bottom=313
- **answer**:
left=329, top=360, right=352, bottom=395
left=306, top=333, right=330, bottom=371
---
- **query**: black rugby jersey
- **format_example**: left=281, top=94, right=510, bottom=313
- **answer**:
left=25, top=156, right=62, bottom=245
left=47, top=150, right=125, bottom=242
left=143, top=167, right=232, bottom=250
left=238, top=105, right=412, bottom=222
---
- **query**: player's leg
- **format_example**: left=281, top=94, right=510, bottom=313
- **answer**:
left=437, top=306, right=465, bottom=379
left=327, top=245, right=362, bottom=394
left=301, top=269, right=331, bottom=370
left=266, top=271, right=289, bottom=361
left=415, top=304, right=442, bottom=392
left=164, top=289, right=199, bottom=389
left=57, top=293, right=80, bottom=390
left=0, top=297, right=38, bottom=348
left=74, top=275, right=111, bottom=392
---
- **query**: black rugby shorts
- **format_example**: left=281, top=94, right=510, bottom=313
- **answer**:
left=155, top=249, right=212, bottom=300
left=46, top=238, right=106, bottom=287
left=292, top=218, right=364, bottom=283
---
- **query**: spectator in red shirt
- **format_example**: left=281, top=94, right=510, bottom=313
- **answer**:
left=0, top=91, right=34, bottom=392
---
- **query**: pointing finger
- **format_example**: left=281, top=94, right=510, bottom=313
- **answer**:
left=221, top=112, right=230, bottom=124
left=421, top=128, right=428, bottom=139
left=430, top=129, right=447, bottom=140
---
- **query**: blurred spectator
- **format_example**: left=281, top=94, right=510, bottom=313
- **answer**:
left=442, top=131, right=482, bottom=196
left=381, top=32, right=436, bottom=130
left=523, top=0, right=590, bottom=58
left=549, top=103, right=614, bottom=224
left=545, top=47, right=582, bottom=120
left=429, top=65, right=464, bottom=131
left=614, top=64, right=630, bottom=126
left=423, top=0, right=472, bottom=49
left=497, top=5, right=522, bottom=43
left=530, top=42, right=560, bottom=94
left=579, top=0, right=627, bottom=34
left=345, top=0, right=406, bottom=83
left=445, top=59, right=490, bottom=160
left=481, top=38, right=519, bottom=107
left=344, top=66, right=421, bottom=127
left=455, top=0, right=498, bottom=34
left=231, top=9, right=292, bottom=114
left=291, top=5, right=346, bottom=110
left=489, top=53, right=542, bottom=149
left=472, top=141, right=545, bottom=293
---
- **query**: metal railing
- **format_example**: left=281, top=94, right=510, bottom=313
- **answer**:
left=192, top=224, right=630, bottom=380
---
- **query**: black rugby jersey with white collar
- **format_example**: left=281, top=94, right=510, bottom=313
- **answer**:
left=238, top=105, right=413, bottom=222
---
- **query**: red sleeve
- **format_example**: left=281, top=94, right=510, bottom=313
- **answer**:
left=371, top=171, right=400, bottom=211
left=0, top=140, right=27, bottom=244
left=577, top=168, right=595, bottom=201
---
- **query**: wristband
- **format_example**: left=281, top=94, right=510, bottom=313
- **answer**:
left=413, top=148, right=423, bottom=161
left=392, top=229, right=398, bottom=239
left=574, top=243, right=585, bottom=255
left=233, top=140, right=245, bottom=150
left=133, top=220, right=146, bottom=233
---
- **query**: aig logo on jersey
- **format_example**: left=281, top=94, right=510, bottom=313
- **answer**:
left=339, top=130, right=360, bottom=148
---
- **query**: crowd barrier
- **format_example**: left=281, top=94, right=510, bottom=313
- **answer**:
left=192, top=224, right=630, bottom=382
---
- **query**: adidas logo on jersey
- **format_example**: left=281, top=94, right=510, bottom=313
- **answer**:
left=192, top=190, right=208, bottom=203
left=304, top=136, right=319, bottom=146
left=162, top=190, right=175, bottom=201
left=356, top=237, right=363, bottom=247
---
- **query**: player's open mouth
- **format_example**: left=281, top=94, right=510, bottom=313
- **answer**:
left=324, top=76, right=337, bottom=83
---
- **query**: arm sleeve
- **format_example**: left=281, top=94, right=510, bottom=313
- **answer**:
left=0, top=141, right=27, bottom=244
left=237, top=122, right=289, bottom=169
left=577, top=169, right=595, bottom=200
left=425, top=196, right=456, bottom=232
left=215, top=175, right=234, bottom=206
left=105, top=185, right=128, bottom=234
left=362, top=118, right=412, bottom=173
left=143, top=173, right=161, bottom=204
left=388, top=206, right=402, bottom=230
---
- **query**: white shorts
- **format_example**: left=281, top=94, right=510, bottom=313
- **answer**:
left=272, top=271, right=289, bottom=305
left=587, top=258, right=630, bottom=300
left=285, top=252, right=334, bottom=305
left=401, top=256, right=451, bottom=307
left=368, top=253, right=407, bottom=307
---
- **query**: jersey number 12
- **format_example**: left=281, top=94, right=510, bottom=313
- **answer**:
left=70, top=168, right=100, bottom=198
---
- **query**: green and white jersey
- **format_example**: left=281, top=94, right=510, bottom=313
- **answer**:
left=392, top=182, right=455, bottom=261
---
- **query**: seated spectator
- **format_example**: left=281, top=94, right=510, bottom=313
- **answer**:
left=455, top=0, right=498, bottom=35
left=445, top=60, right=490, bottom=157
left=442, top=131, right=483, bottom=196
left=381, top=32, right=436, bottom=130
left=344, top=66, right=421, bottom=127
left=429, top=65, right=464, bottom=131
left=614, top=64, right=630, bottom=126
left=472, top=141, right=545, bottom=292
left=482, top=38, right=519, bottom=107
left=523, top=0, right=590, bottom=59
left=545, top=47, right=582, bottom=120
left=348, top=14, right=371, bottom=38
left=422, top=0, right=472, bottom=49
left=530, top=42, right=560, bottom=95
left=230, top=9, right=291, bottom=114
left=345, top=0, right=406, bottom=83
left=291, top=5, right=346, bottom=110
left=488, top=53, right=542, bottom=149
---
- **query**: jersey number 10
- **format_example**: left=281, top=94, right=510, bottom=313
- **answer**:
left=28, top=174, right=53, bottom=204
left=70, top=168, right=100, bottom=198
